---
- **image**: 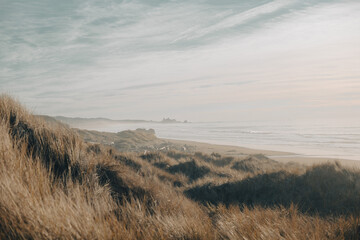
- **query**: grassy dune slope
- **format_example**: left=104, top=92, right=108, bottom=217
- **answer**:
left=0, top=95, right=359, bottom=239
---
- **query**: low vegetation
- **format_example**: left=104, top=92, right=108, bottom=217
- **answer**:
left=1, top=95, right=359, bottom=239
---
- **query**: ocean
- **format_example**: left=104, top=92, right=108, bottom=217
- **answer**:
left=87, top=120, right=360, bottom=161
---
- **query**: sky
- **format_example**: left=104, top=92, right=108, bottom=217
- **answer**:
left=0, top=0, right=359, bottom=122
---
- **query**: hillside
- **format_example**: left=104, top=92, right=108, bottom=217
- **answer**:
left=75, top=128, right=197, bottom=153
left=1, top=95, right=360, bottom=239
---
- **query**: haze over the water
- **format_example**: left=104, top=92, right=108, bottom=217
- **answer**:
left=1, top=0, right=359, bottom=122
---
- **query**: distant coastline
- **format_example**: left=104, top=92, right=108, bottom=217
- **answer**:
left=41, top=115, right=189, bottom=128
left=39, top=115, right=360, bottom=168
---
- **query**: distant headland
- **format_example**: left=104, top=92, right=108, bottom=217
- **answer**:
left=161, top=117, right=188, bottom=123
left=40, top=115, right=189, bottom=129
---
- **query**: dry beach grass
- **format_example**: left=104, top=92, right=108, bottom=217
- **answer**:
left=1, top=95, right=360, bottom=239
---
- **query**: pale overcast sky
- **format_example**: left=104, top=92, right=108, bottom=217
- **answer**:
left=1, top=0, right=359, bottom=122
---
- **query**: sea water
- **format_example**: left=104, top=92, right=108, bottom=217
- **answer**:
left=86, top=120, right=360, bottom=161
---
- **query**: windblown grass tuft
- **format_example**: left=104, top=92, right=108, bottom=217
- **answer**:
left=0, top=94, right=359, bottom=239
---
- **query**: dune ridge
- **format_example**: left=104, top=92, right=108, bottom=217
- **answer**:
left=0, top=95, right=359, bottom=239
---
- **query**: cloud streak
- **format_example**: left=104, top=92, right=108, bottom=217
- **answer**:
left=0, top=0, right=359, bottom=121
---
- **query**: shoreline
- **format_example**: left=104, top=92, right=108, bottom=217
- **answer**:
left=163, top=138, right=360, bottom=168
left=71, top=124, right=360, bottom=168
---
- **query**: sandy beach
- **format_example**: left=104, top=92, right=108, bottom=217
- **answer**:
left=75, top=126, right=360, bottom=168
left=165, top=138, right=360, bottom=168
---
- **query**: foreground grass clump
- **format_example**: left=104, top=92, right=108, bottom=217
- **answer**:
left=186, top=163, right=360, bottom=216
left=0, top=95, right=359, bottom=239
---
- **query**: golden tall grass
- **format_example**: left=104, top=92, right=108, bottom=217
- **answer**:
left=0, top=94, right=359, bottom=239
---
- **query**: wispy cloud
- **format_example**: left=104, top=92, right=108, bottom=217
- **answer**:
left=0, top=0, right=359, bottom=121
left=173, top=0, right=296, bottom=42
